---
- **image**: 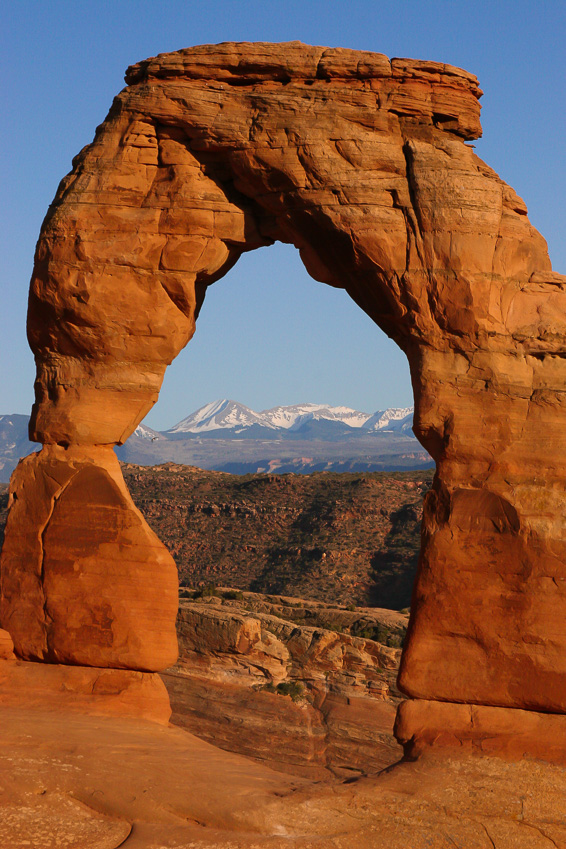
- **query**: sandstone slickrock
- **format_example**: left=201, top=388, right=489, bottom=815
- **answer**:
left=1, top=446, right=177, bottom=670
left=0, top=658, right=171, bottom=724
left=0, top=42, right=564, bottom=753
left=163, top=595, right=405, bottom=777
left=2, top=705, right=566, bottom=848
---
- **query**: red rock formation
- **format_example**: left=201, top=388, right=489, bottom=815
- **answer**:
left=163, top=597, right=403, bottom=777
left=1, top=42, right=564, bottom=752
left=0, top=659, right=171, bottom=724
left=1, top=446, right=177, bottom=671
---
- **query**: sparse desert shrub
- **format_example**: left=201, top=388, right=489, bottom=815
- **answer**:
left=193, top=582, right=218, bottom=599
left=375, top=626, right=391, bottom=643
left=386, top=627, right=407, bottom=648
left=276, top=681, right=304, bottom=702
left=223, top=589, right=244, bottom=601
left=354, top=623, right=406, bottom=647
left=261, top=680, right=304, bottom=702
left=357, top=627, right=381, bottom=640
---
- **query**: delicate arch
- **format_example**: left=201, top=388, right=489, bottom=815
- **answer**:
left=2, top=43, right=566, bottom=755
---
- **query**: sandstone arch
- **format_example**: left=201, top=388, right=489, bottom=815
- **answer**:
left=2, top=42, right=565, bottom=756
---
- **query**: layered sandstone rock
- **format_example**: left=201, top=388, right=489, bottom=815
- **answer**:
left=163, top=595, right=404, bottom=777
left=396, top=698, right=566, bottom=765
left=0, top=658, right=171, bottom=724
left=1, top=446, right=177, bottom=670
left=1, top=42, right=564, bottom=750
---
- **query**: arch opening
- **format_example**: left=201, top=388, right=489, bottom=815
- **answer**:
left=127, top=239, right=424, bottom=620
left=144, top=240, right=414, bottom=431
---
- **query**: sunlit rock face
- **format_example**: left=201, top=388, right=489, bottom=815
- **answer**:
left=1, top=43, right=565, bottom=751
left=0, top=446, right=178, bottom=671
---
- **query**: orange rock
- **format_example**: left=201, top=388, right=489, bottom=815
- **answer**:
left=0, top=446, right=178, bottom=671
left=1, top=704, right=566, bottom=847
left=26, top=43, right=490, bottom=447
left=395, top=698, right=566, bottom=765
left=0, top=658, right=171, bottom=724
left=0, top=629, right=14, bottom=660
left=163, top=601, right=402, bottom=777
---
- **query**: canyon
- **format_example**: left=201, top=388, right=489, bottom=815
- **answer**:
left=165, top=589, right=407, bottom=778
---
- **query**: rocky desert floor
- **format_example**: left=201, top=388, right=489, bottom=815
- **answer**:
left=2, top=703, right=566, bottom=848
left=2, top=589, right=565, bottom=848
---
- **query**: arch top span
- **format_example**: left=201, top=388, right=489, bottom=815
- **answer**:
left=29, top=41, right=554, bottom=448
left=125, top=41, right=482, bottom=143
left=4, top=44, right=566, bottom=756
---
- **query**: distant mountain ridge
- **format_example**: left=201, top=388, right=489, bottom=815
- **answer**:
left=0, top=415, right=38, bottom=483
left=0, top=402, right=430, bottom=481
left=166, top=400, right=414, bottom=437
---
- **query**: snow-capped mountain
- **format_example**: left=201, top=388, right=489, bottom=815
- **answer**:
left=167, top=400, right=278, bottom=435
left=261, top=403, right=370, bottom=431
left=363, top=407, right=414, bottom=433
left=167, top=400, right=413, bottom=437
left=134, top=424, right=162, bottom=440
left=1, top=403, right=427, bottom=482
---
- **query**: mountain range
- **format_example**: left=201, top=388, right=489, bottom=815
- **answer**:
left=165, top=400, right=414, bottom=437
left=0, top=401, right=431, bottom=481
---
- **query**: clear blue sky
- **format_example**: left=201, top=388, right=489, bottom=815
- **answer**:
left=2, top=0, right=564, bottom=429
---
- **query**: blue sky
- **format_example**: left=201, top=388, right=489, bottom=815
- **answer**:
left=2, top=0, right=565, bottom=429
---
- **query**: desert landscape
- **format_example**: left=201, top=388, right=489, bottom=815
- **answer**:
left=1, top=34, right=565, bottom=848
left=122, top=462, right=428, bottom=607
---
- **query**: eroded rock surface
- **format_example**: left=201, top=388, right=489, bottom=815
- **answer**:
left=1, top=706, right=566, bottom=848
left=164, top=592, right=406, bottom=777
left=0, top=42, right=564, bottom=752
left=1, top=446, right=177, bottom=670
